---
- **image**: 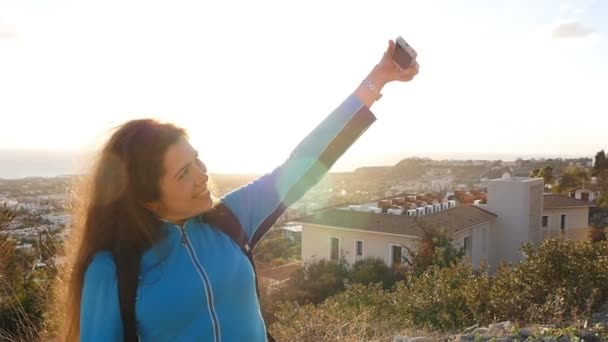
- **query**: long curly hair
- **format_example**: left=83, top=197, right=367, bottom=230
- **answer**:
left=58, top=119, right=187, bottom=341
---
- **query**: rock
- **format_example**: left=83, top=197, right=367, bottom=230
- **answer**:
left=578, top=330, right=600, bottom=342
left=464, top=324, right=479, bottom=334
left=542, top=338, right=557, bottom=342
left=392, top=337, right=433, bottom=342
left=518, top=328, right=533, bottom=339
left=489, top=321, right=513, bottom=335
left=535, top=324, right=557, bottom=329
left=535, top=324, right=557, bottom=335
left=556, top=336, right=570, bottom=342
left=590, top=312, right=608, bottom=323
left=472, top=327, right=490, bottom=336
left=409, top=338, right=433, bottom=342
left=459, top=334, right=476, bottom=341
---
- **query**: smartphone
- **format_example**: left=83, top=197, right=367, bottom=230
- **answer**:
left=394, top=36, right=417, bottom=70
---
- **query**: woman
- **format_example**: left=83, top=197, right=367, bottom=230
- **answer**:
left=61, top=39, right=419, bottom=341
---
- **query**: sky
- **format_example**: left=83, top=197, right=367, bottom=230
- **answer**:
left=0, top=0, right=606, bottom=176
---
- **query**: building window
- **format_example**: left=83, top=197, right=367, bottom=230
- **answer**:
left=542, top=216, right=548, bottom=227
left=581, top=192, right=590, bottom=201
left=355, top=240, right=364, bottom=258
left=391, top=245, right=403, bottom=271
left=329, top=237, right=339, bottom=261
left=560, top=214, right=567, bottom=231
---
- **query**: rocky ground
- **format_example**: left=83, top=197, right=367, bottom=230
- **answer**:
left=394, top=307, right=608, bottom=341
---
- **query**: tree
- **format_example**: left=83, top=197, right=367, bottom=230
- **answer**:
left=557, top=164, right=589, bottom=193
left=530, top=165, right=554, bottom=189
left=403, top=224, right=464, bottom=276
left=542, top=165, right=554, bottom=187
left=598, top=191, right=608, bottom=209
left=529, top=168, right=541, bottom=178
left=593, top=150, right=607, bottom=176
left=597, top=169, right=608, bottom=190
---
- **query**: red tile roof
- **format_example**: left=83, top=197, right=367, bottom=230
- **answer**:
left=543, top=194, right=595, bottom=209
left=293, top=205, right=497, bottom=238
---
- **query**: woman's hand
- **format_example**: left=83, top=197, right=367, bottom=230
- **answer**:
left=355, top=39, right=420, bottom=108
left=376, top=40, right=419, bottom=84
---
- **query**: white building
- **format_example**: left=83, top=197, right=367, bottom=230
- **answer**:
left=483, top=177, right=544, bottom=267
left=542, top=194, right=594, bottom=241
left=568, top=178, right=602, bottom=203
left=296, top=177, right=593, bottom=272
left=296, top=204, right=495, bottom=271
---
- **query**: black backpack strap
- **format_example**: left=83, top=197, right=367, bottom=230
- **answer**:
left=202, top=203, right=276, bottom=342
left=202, top=203, right=252, bottom=256
left=114, top=251, right=140, bottom=342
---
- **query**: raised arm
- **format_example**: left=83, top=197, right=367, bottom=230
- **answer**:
left=221, top=39, right=419, bottom=247
left=355, top=39, right=419, bottom=108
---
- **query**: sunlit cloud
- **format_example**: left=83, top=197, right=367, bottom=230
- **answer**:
left=551, top=20, right=596, bottom=39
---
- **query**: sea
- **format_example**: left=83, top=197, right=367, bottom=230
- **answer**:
left=0, top=149, right=591, bottom=180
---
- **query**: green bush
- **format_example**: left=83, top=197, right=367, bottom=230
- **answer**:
left=270, top=283, right=402, bottom=341
left=488, top=240, right=608, bottom=324
left=271, top=239, right=608, bottom=338
left=393, top=261, right=490, bottom=332
left=254, top=228, right=300, bottom=266
left=284, top=257, right=350, bottom=304
left=260, top=256, right=397, bottom=326
left=393, top=240, right=608, bottom=331
left=349, top=257, right=394, bottom=289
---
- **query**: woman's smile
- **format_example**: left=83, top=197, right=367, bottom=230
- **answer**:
left=194, top=188, right=210, bottom=199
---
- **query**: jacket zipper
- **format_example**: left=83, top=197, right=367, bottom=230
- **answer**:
left=177, top=224, right=221, bottom=342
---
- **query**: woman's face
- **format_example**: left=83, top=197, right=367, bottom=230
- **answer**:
left=145, top=136, right=213, bottom=224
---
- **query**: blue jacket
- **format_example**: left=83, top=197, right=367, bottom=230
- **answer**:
left=80, top=94, right=376, bottom=341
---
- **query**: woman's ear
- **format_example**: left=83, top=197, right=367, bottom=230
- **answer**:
left=143, top=201, right=160, bottom=214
